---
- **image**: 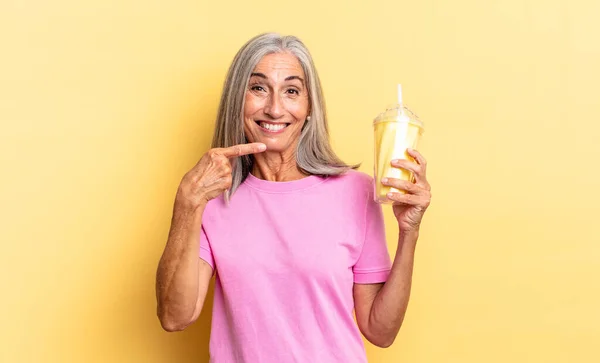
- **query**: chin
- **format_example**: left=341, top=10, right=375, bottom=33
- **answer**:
left=261, top=141, right=291, bottom=153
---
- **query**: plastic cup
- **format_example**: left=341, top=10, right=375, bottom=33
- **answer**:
left=373, top=99, right=424, bottom=204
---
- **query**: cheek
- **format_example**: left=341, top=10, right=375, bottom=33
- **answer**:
left=244, top=95, right=258, bottom=118
left=289, top=99, right=309, bottom=121
left=243, top=97, right=259, bottom=128
left=243, top=122, right=257, bottom=143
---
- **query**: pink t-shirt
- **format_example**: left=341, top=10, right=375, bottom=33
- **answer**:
left=199, top=170, right=392, bottom=363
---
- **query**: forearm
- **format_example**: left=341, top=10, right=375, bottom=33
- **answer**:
left=368, top=229, right=418, bottom=345
left=155, top=201, right=205, bottom=329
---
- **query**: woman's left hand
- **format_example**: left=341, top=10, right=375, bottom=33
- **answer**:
left=381, top=149, right=432, bottom=232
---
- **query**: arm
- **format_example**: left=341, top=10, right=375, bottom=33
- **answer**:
left=155, top=142, right=267, bottom=332
left=155, top=200, right=213, bottom=332
left=353, top=229, right=418, bottom=347
left=354, top=148, right=430, bottom=347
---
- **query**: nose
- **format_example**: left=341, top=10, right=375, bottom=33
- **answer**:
left=264, top=93, right=284, bottom=119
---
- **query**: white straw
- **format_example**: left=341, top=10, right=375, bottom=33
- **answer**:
left=397, top=84, right=403, bottom=105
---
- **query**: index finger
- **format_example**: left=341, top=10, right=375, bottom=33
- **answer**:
left=220, top=143, right=267, bottom=158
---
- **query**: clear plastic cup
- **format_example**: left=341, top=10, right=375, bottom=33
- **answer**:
left=373, top=102, right=424, bottom=204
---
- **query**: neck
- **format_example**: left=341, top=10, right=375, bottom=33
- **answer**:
left=251, top=151, right=306, bottom=182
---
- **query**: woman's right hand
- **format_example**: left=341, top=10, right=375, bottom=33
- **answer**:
left=177, top=142, right=267, bottom=210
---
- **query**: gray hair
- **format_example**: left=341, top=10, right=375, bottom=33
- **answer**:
left=211, top=33, right=359, bottom=198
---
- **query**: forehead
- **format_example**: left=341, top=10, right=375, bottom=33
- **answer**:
left=252, top=52, right=305, bottom=78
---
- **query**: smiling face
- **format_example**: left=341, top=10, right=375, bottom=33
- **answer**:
left=243, top=52, right=310, bottom=155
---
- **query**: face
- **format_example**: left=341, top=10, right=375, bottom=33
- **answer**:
left=243, top=52, right=310, bottom=154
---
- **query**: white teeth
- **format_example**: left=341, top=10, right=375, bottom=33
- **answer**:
left=260, top=122, right=286, bottom=131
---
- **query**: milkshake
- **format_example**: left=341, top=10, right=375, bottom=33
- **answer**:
left=373, top=85, right=424, bottom=204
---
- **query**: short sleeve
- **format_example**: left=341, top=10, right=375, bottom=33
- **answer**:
left=353, top=195, right=392, bottom=284
left=199, top=224, right=215, bottom=270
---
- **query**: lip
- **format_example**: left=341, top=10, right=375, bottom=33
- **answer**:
left=255, top=120, right=290, bottom=134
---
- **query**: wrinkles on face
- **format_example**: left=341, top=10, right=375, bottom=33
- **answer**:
left=243, top=52, right=310, bottom=181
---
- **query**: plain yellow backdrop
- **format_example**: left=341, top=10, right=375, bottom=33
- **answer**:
left=2, top=0, right=599, bottom=362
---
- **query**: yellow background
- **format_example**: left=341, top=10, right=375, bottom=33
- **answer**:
left=2, top=0, right=599, bottom=362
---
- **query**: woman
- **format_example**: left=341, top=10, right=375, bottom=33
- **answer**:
left=156, top=33, right=431, bottom=363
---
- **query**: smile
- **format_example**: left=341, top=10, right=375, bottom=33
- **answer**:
left=256, top=121, right=290, bottom=133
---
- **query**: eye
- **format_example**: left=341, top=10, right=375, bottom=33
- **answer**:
left=250, top=85, right=265, bottom=92
left=286, top=88, right=299, bottom=95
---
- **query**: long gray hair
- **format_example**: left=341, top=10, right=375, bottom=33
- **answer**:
left=212, top=33, right=359, bottom=198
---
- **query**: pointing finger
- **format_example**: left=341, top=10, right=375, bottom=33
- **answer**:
left=220, top=143, right=267, bottom=158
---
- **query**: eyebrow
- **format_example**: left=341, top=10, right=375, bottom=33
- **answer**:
left=284, top=75, right=304, bottom=83
left=250, top=72, right=268, bottom=79
left=250, top=73, right=305, bottom=83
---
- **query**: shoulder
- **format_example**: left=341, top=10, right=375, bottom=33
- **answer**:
left=200, top=194, right=227, bottom=220
left=330, top=169, right=373, bottom=187
left=327, top=169, right=374, bottom=198
left=202, top=183, right=253, bottom=220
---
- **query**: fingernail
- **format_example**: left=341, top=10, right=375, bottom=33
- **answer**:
left=391, top=159, right=398, bottom=165
left=387, top=192, right=394, bottom=197
left=258, top=144, right=267, bottom=151
left=381, top=177, right=388, bottom=183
